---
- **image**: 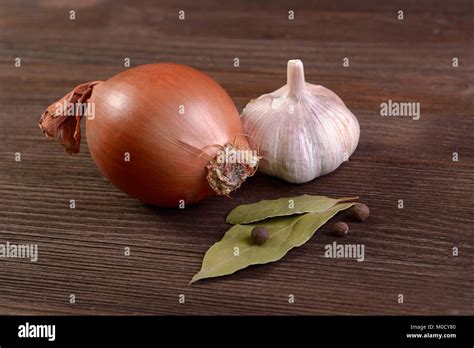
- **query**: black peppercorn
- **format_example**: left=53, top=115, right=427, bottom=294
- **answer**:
left=333, top=222, right=349, bottom=237
left=349, top=203, right=370, bottom=222
left=251, top=226, right=269, bottom=245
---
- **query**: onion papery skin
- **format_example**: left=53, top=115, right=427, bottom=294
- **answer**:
left=40, top=64, right=257, bottom=207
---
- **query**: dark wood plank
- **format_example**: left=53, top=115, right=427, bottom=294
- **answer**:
left=0, top=0, right=473, bottom=315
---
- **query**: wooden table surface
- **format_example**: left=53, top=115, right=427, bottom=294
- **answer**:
left=1, top=0, right=473, bottom=315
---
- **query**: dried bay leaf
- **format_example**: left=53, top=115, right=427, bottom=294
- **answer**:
left=226, top=194, right=358, bottom=225
left=191, top=202, right=355, bottom=284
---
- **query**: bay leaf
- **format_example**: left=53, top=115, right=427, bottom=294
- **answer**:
left=226, top=194, right=358, bottom=225
left=191, top=202, right=354, bottom=284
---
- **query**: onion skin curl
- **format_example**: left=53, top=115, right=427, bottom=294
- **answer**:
left=39, top=63, right=259, bottom=207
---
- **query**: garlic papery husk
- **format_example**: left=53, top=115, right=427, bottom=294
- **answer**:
left=241, top=59, right=360, bottom=184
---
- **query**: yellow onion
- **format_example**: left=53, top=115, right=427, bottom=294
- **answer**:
left=39, top=63, right=259, bottom=207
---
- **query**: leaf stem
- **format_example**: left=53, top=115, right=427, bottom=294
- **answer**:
left=336, top=196, right=359, bottom=203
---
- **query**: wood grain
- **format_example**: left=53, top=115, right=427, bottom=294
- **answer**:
left=0, top=0, right=473, bottom=315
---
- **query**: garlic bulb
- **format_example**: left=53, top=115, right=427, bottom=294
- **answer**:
left=241, top=59, right=360, bottom=183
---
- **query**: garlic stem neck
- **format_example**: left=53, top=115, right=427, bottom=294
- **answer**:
left=287, top=59, right=306, bottom=99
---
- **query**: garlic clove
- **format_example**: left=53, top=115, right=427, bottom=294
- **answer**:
left=241, top=59, right=360, bottom=184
